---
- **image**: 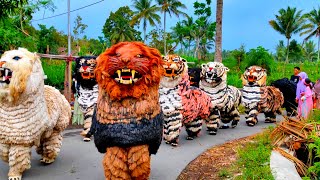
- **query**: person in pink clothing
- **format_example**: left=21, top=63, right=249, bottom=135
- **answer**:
left=298, top=78, right=313, bottom=119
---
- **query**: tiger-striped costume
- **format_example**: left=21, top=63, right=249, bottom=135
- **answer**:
left=74, top=56, right=98, bottom=142
left=242, top=66, right=284, bottom=126
left=199, top=62, right=241, bottom=133
left=159, top=55, right=212, bottom=146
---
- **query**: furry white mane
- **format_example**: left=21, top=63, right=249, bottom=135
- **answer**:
left=0, top=48, right=45, bottom=103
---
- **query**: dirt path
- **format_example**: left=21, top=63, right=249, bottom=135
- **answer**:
left=0, top=114, right=281, bottom=180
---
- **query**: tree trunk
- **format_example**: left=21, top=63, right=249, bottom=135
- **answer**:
left=163, top=11, right=167, bottom=55
left=214, top=0, right=223, bottom=62
left=286, top=38, right=290, bottom=63
left=317, top=35, right=320, bottom=73
left=143, top=19, right=147, bottom=43
left=317, top=34, right=320, bottom=63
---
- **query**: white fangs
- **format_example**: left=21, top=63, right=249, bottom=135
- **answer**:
left=115, top=69, right=140, bottom=84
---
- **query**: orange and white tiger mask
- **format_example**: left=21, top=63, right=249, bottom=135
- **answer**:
left=242, top=65, right=267, bottom=86
left=160, top=54, right=188, bottom=88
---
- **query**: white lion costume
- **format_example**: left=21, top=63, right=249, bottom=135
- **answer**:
left=0, top=48, right=71, bottom=180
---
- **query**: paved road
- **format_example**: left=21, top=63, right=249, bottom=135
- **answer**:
left=0, top=114, right=282, bottom=180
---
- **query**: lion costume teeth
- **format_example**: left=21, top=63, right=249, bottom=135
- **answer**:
left=91, top=42, right=164, bottom=180
left=113, top=68, right=142, bottom=84
left=0, top=48, right=71, bottom=180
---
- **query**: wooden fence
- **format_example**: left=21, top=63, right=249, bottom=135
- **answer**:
left=37, top=53, right=78, bottom=102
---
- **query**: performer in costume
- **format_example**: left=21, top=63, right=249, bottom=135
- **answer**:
left=90, top=42, right=163, bottom=179
left=271, top=78, right=297, bottom=116
left=242, top=65, right=284, bottom=126
left=73, top=56, right=98, bottom=142
left=199, top=62, right=242, bottom=130
left=0, top=48, right=70, bottom=180
left=159, top=54, right=212, bottom=146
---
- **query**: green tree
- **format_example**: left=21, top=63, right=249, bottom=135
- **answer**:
left=191, top=0, right=215, bottom=61
left=156, top=0, right=187, bottom=54
left=215, top=0, right=223, bottom=62
left=269, top=6, right=307, bottom=63
left=170, top=21, right=186, bottom=52
left=232, top=44, right=246, bottom=70
left=73, top=15, right=88, bottom=53
left=0, top=0, right=26, bottom=20
left=181, top=16, right=194, bottom=55
left=300, top=7, right=320, bottom=62
left=288, top=39, right=304, bottom=62
left=102, top=6, right=142, bottom=45
left=274, top=40, right=286, bottom=62
left=37, top=24, right=67, bottom=54
left=131, top=0, right=161, bottom=42
left=302, top=40, right=317, bottom=61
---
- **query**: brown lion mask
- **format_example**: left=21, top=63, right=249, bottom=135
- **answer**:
left=95, top=42, right=163, bottom=100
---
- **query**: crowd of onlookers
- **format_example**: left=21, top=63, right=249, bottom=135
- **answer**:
left=290, top=67, right=320, bottom=119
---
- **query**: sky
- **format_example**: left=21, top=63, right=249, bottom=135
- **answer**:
left=31, top=0, right=320, bottom=52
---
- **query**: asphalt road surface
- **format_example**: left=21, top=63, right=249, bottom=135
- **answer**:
left=0, top=114, right=282, bottom=180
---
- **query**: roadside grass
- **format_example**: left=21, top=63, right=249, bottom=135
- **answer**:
left=218, top=127, right=274, bottom=180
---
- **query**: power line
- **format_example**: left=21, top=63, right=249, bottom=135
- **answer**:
left=31, top=0, right=105, bottom=22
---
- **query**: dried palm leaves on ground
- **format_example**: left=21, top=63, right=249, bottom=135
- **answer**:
left=178, top=129, right=274, bottom=180
left=178, top=136, right=254, bottom=180
left=270, top=114, right=320, bottom=178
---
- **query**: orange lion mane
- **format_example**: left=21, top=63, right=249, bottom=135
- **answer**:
left=95, top=42, right=163, bottom=101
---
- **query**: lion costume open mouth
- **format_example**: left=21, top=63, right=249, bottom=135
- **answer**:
left=0, top=67, right=12, bottom=84
left=112, top=68, right=142, bottom=84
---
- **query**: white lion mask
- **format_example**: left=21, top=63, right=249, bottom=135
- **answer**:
left=0, top=48, right=45, bottom=103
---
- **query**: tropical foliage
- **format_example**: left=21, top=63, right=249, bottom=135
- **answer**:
left=269, top=6, right=307, bottom=63
left=131, top=0, right=161, bottom=42
left=102, top=6, right=142, bottom=45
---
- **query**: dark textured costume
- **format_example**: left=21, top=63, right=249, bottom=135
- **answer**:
left=188, top=67, right=201, bottom=87
left=73, top=56, right=98, bottom=141
left=271, top=78, right=298, bottom=116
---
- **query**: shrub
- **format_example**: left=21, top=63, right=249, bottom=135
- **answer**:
left=41, top=59, right=66, bottom=90
left=241, top=46, right=276, bottom=75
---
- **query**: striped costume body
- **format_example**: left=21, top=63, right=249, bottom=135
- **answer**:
left=159, top=55, right=211, bottom=146
left=77, top=84, right=98, bottom=139
left=200, top=62, right=241, bottom=133
left=242, top=66, right=284, bottom=126
left=74, top=56, right=98, bottom=141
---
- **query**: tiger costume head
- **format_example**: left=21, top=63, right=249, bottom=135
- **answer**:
left=200, top=62, right=229, bottom=87
left=242, top=65, right=267, bottom=86
left=95, top=42, right=163, bottom=100
left=74, top=56, right=97, bottom=90
left=160, top=54, right=187, bottom=87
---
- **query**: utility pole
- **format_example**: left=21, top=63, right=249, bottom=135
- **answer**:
left=64, top=0, right=72, bottom=103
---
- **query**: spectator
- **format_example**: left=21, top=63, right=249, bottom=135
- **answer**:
left=313, top=78, right=320, bottom=109
left=298, top=78, right=313, bottom=119
left=296, top=72, right=308, bottom=117
left=290, top=66, right=300, bottom=84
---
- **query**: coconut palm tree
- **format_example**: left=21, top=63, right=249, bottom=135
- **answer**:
left=171, top=21, right=186, bottom=52
left=214, top=0, right=223, bottom=62
left=131, top=0, right=161, bottom=42
left=182, top=16, right=194, bottom=55
left=300, top=7, right=320, bottom=62
left=156, top=0, right=187, bottom=54
left=302, top=40, right=317, bottom=61
left=269, top=6, right=307, bottom=63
